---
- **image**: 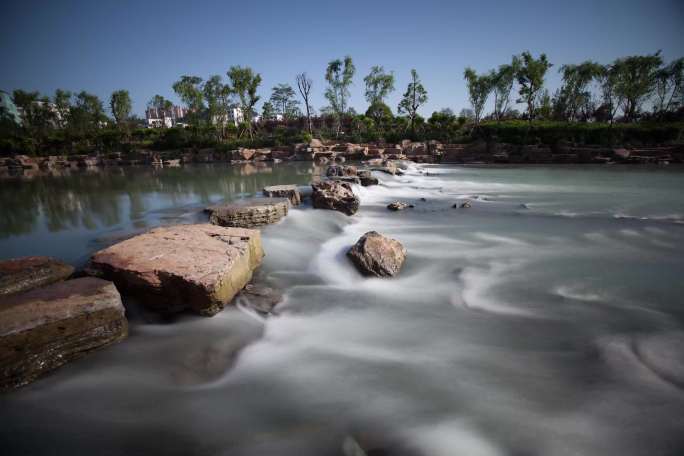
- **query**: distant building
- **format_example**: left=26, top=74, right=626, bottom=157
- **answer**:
left=145, top=105, right=190, bottom=128
left=0, top=91, right=23, bottom=125
left=212, top=105, right=244, bottom=127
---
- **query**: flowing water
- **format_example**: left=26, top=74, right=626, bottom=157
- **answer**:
left=1, top=163, right=684, bottom=455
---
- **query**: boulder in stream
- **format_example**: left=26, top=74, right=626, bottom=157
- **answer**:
left=0, top=277, right=127, bottom=390
left=86, top=224, right=264, bottom=316
left=311, top=181, right=360, bottom=216
left=0, top=256, right=74, bottom=296
left=262, top=185, right=302, bottom=206
left=387, top=201, right=414, bottom=211
left=347, top=231, right=406, bottom=277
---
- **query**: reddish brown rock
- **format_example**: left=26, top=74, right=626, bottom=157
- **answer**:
left=347, top=231, right=407, bottom=277
left=0, top=277, right=127, bottom=390
left=311, top=181, right=360, bottom=216
left=263, top=185, right=302, bottom=206
left=86, top=224, right=264, bottom=316
left=0, top=256, right=74, bottom=296
left=207, top=198, right=289, bottom=227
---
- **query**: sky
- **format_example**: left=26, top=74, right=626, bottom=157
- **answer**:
left=2, top=0, right=683, bottom=118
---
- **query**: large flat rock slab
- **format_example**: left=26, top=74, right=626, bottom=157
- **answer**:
left=0, top=256, right=74, bottom=296
left=207, top=197, right=289, bottom=228
left=86, top=224, right=264, bottom=316
left=0, top=277, right=127, bottom=390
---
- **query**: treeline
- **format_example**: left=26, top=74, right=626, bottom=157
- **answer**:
left=1, top=50, right=683, bottom=156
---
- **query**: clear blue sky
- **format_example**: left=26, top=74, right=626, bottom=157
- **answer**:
left=2, top=0, right=683, bottom=117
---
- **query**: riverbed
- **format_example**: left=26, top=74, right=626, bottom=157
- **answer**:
left=1, top=163, right=684, bottom=455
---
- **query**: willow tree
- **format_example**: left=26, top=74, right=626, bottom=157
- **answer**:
left=226, top=66, right=262, bottom=139
left=325, top=55, right=355, bottom=137
left=463, top=67, right=493, bottom=124
left=555, top=61, right=603, bottom=121
left=654, top=57, right=684, bottom=114
left=516, top=51, right=552, bottom=122
left=398, top=69, right=428, bottom=132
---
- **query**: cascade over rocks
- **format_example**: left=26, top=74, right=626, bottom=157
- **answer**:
left=311, top=181, right=360, bottom=216
left=85, top=224, right=264, bottom=316
left=0, top=277, right=128, bottom=391
left=347, top=231, right=407, bottom=277
left=263, top=185, right=302, bottom=206
left=326, top=164, right=358, bottom=177
left=0, top=256, right=74, bottom=296
left=207, top=198, right=289, bottom=228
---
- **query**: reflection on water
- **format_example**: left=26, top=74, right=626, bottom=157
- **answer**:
left=0, top=163, right=320, bottom=264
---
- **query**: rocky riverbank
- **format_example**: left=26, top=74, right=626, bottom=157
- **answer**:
left=2, top=138, right=682, bottom=178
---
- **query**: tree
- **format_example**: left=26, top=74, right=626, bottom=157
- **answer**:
left=70, top=91, right=106, bottom=133
left=148, top=95, right=173, bottom=128
left=172, top=75, right=204, bottom=124
left=53, top=89, right=72, bottom=128
left=463, top=67, right=493, bottom=124
left=203, top=75, right=231, bottom=138
left=554, top=61, right=604, bottom=121
left=261, top=101, right=276, bottom=121
left=612, top=52, right=663, bottom=121
left=398, top=69, right=428, bottom=132
left=110, top=90, right=132, bottom=126
left=226, top=65, right=262, bottom=139
left=296, top=72, right=313, bottom=135
left=324, top=55, right=356, bottom=136
left=491, top=56, right=521, bottom=121
left=364, top=66, right=395, bottom=124
left=516, top=51, right=552, bottom=122
left=270, top=83, right=299, bottom=119
left=654, top=57, right=684, bottom=114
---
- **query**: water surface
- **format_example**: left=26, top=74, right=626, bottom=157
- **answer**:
left=1, top=163, right=684, bottom=456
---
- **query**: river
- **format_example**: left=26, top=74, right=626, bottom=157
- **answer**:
left=1, top=163, right=684, bottom=455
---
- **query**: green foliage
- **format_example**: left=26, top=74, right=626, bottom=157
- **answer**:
left=516, top=51, right=552, bottom=121
left=325, top=55, right=356, bottom=136
left=463, top=67, right=494, bottom=123
left=364, top=66, right=395, bottom=106
left=612, top=52, right=663, bottom=121
left=476, top=120, right=683, bottom=146
left=110, top=89, right=132, bottom=125
left=269, top=83, right=299, bottom=119
left=226, top=66, right=262, bottom=139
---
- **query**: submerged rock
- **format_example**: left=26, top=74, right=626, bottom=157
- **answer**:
left=0, top=277, right=127, bottom=390
left=207, top=197, right=289, bottom=228
left=0, top=256, right=74, bottom=296
left=387, top=201, right=414, bottom=211
left=234, top=283, right=283, bottom=316
left=262, top=184, right=302, bottom=206
left=311, top=181, right=360, bottom=216
left=347, top=231, right=407, bottom=277
left=329, top=175, right=361, bottom=185
left=86, top=224, right=264, bottom=316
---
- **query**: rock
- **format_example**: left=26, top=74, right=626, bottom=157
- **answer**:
left=0, top=277, right=127, bottom=390
left=387, top=201, right=414, bottom=211
left=311, top=181, right=360, bottom=216
left=310, top=138, right=324, bottom=148
left=263, top=185, right=302, bottom=206
left=234, top=283, right=283, bottom=316
left=0, top=256, right=74, bottom=296
left=453, top=200, right=472, bottom=209
left=329, top=176, right=361, bottom=185
left=207, top=197, right=289, bottom=228
left=326, top=164, right=358, bottom=177
left=370, top=160, right=398, bottom=175
left=86, top=224, right=264, bottom=316
left=357, top=169, right=379, bottom=186
left=238, top=148, right=256, bottom=160
left=347, top=231, right=406, bottom=277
